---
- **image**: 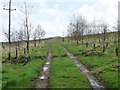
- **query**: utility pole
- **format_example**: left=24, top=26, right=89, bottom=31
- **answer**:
left=3, top=0, right=16, bottom=60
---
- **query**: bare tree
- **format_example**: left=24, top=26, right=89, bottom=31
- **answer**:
left=18, top=28, right=24, bottom=41
left=113, top=20, right=119, bottom=44
left=33, top=26, right=38, bottom=47
left=85, top=24, right=90, bottom=47
left=67, top=22, right=80, bottom=45
left=67, top=15, right=87, bottom=45
left=33, top=24, right=45, bottom=47
left=19, top=2, right=34, bottom=54
left=80, top=17, right=87, bottom=44
left=36, top=25, right=45, bottom=43
left=16, top=27, right=24, bottom=52
left=97, top=24, right=102, bottom=44
left=11, top=31, right=19, bottom=58
left=91, top=19, right=97, bottom=50
left=100, top=23, right=108, bottom=53
left=40, top=29, right=45, bottom=39
left=67, top=23, right=74, bottom=43
left=10, top=29, right=24, bottom=58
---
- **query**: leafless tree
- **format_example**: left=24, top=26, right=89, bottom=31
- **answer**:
left=67, top=23, right=74, bottom=43
left=85, top=24, right=90, bottom=47
left=100, top=23, right=108, bottom=53
left=18, top=28, right=24, bottom=41
left=36, top=24, right=45, bottom=43
left=10, top=29, right=24, bottom=58
left=11, top=31, right=19, bottom=58
left=16, top=27, right=24, bottom=52
left=19, top=2, right=34, bottom=54
left=33, top=24, right=45, bottom=47
left=80, top=17, right=87, bottom=44
left=91, top=19, right=97, bottom=50
left=33, top=27, right=37, bottom=47
left=113, top=20, right=119, bottom=44
left=67, top=15, right=87, bottom=45
left=67, top=22, right=80, bottom=45
left=97, top=24, right=102, bottom=44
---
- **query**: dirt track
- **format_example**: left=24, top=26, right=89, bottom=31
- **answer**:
left=63, top=47, right=104, bottom=90
left=34, top=48, right=52, bottom=88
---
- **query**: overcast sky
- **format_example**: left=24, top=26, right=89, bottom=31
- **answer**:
left=0, top=0, right=119, bottom=42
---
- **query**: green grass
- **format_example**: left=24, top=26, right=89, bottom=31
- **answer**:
left=63, top=40, right=119, bottom=88
left=49, top=57, right=90, bottom=88
left=51, top=43, right=66, bottom=56
left=63, top=41, right=89, bottom=54
left=2, top=42, right=48, bottom=89
left=79, top=55, right=118, bottom=88
left=2, top=58, right=44, bottom=89
left=1, top=37, right=119, bottom=89
left=49, top=41, right=90, bottom=88
left=29, top=44, right=48, bottom=57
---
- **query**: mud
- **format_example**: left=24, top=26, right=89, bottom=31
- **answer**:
left=34, top=48, right=52, bottom=88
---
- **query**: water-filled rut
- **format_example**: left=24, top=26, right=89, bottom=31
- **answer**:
left=34, top=48, right=52, bottom=88
left=63, top=47, right=104, bottom=90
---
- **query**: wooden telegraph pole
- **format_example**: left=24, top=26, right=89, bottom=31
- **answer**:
left=3, top=0, right=16, bottom=60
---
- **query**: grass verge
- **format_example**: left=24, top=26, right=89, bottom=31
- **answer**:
left=49, top=57, right=90, bottom=88
left=2, top=58, right=44, bottom=89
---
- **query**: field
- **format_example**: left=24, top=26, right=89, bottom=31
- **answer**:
left=63, top=40, right=119, bottom=88
left=1, top=32, right=119, bottom=89
left=2, top=41, right=47, bottom=89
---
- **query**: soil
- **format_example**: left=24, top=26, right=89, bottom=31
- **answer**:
left=2, top=56, right=30, bottom=65
left=33, top=48, right=52, bottom=88
left=2, top=55, right=46, bottom=65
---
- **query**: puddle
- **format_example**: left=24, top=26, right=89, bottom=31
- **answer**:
left=43, top=66, right=49, bottom=71
left=39, top=76, right=46, bottom=80
left=46, top=62, right=50, bottom=65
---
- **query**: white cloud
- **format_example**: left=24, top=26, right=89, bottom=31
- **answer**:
left=29, top=3, right=70, bottom=38
left=74, top=0, right=118, bottom=27
left=0, top=1, right=4, bottom=42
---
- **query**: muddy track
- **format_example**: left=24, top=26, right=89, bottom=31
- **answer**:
left=63, top=47, right=105, bottom=90
left=34, top=48, right=52, bottom=88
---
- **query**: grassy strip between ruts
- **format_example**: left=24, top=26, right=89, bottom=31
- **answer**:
left=2, top=58, right=44, bottom=89
left=49, top=56, right=90, bottom=88
left=63, top=41, right=119, bottom=88
left=51, top=43, right=66, bottom=56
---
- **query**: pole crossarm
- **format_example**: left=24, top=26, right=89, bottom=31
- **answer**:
left=3, top=8, right=16, bottom=11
